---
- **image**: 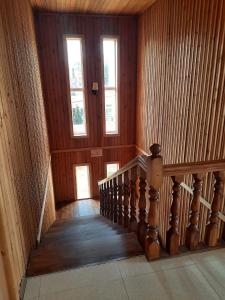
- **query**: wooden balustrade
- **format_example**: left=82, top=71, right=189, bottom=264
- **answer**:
left=99, top=144, right=225, bottom=262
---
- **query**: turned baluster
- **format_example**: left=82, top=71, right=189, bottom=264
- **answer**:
left=185, top=174, right=204, bottom=250
left=106, top=181, right=111, bottom=218
left=129, top=166, right=138, bottom=233
left=113, top=177, right=118, bottom=223
left=102, top=183, right=106, bottom=216
left=118, top=174, right=123, bottom=225
left=145, top=144, right=163, bottom=260
left=138, top=168, right=147, bottom=246
left=100, top=185, right=103, bottom=215
left=166, top=176, right=184, bottom=255
left=123, top=170, right=130, bottom=228
left=205, top=172, right=224, bottom=247
left=109, top=180, right=114, bottom=221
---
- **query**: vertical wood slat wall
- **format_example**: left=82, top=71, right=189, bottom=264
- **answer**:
left=35, top=14, right=138, bottom=202
left=41, top=167, right=56, bottom=236
left=52, top=147, right=136, bottom=203
left=0, top=0, right=55, bottom=298
left=137, top=0, right=225, bottom=246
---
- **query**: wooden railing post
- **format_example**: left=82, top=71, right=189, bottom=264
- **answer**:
left=185, top=173, right=204, bottom=250
left=123, top=171, right=130, bottom=228
left=129, top=166, right=138, bottom=233
left=166, top=175, right=184, bottom=255
left=109, top=179, right=113, bottom=221
left=102, top=183, right=106, bottom=216
left=205, top=171, right=224, bottom=247
left=145, top=144, right=163, bottom=260
left=106, top=181, right=111, bottom=219
left=118, top=174, right=123, bottom=225
left=138, top=168, right=147, bottom=246
left=113, top=177, right=118, bottom=223
left=100, top=185, right=103, bottom=215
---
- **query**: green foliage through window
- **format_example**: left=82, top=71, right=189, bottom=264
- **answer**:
left=73, top=106, right=84, bottom=125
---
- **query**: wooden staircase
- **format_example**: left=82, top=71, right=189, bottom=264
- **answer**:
left=27, top=143, right=225, bottom=277
left=27, top=214, right=143, bottom=276
left=98, top=144, right=225, bottom=260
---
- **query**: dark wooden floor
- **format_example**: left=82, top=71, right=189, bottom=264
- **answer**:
left=56, top=199, right=100, bottom=220
left=27, top=200, right=143, bottom=276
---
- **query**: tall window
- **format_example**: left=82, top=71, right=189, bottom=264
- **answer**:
left=106, top=162, right=119, bottom=177
left=65, top=37, right=87, bottom=136
left=102, top=37, right=119, bottom=135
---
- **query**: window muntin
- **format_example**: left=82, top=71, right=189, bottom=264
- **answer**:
left=75, top=165, right=91, bottom=199
left=66, top=37, right=87, bottom=136
left=103, top=38, right=118, bottom=135
left=106, top=163, right=119, bottom=177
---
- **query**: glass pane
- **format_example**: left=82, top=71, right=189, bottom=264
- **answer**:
left=103, top=39, right=117, bottom=88
left=105, top=89, right=118, bottom=134
left=66, top=38, right=83, bottom=89
left=106, top=163, right=119, bottom=177
left=75, top=165, right=91, bottom=199
left=71, top=91, right=87, bottom=136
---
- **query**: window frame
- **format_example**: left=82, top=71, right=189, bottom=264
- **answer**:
left=64, top=34, right=89, bottom=139
left=101, top=35, right=120, bottom=137
left=105, top=161, right=120, bottom=177
left=73, top=163, right=92, bottom=200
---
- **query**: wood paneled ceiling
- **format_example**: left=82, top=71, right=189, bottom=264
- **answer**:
left=30, top=0, right=157, bottom=14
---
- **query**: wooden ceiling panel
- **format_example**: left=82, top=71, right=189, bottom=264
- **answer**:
left=30, top=0, right=157, bottom=14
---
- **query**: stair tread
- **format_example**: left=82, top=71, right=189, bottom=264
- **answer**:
left=27, top=215, right=143, bottom=276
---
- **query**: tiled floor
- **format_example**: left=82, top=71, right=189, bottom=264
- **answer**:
left=24, top=248, right=225, bottom=300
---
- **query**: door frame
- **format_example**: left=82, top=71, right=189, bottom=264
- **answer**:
left=73, top=163, right=92, bottom=200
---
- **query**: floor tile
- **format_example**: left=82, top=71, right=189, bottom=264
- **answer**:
left=117, top=255, right=153, bottom=278
left=40, top=261, right=121, bottom=295
left=149, top=253, right=195, bottom=272
left=196, top=259, right=225, bottom=298
left=23, top=277, right=40, bottom=300
left=189, top=248, right=225, bottom=264
left=39, top=279, right=128, bottom=300
left=124, top=264, right=219, bottom=300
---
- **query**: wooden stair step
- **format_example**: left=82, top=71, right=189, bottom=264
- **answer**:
left=27, top=215, right=143, bottom=277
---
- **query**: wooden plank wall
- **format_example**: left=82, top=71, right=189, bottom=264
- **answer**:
left=0, top=0, right=55, bottom=298
left=31, top=0, right=156, bottom=15
left=41, top=167, right=56, bottom=237
left=35, top=13, right=138, bottom=202
left=0, top=253, right=10, bottom=300
left=137, top=0, right=225, bottom=246
left=52, top=146, right=135, bottom=202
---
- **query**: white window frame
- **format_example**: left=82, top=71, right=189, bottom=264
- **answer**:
left=101, top=36, right=120, bottom=136
left=64, top=35, right=89, bottom=138
left=105, top=161, right=120, bottom=177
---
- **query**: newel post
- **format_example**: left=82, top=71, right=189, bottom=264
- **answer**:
left=145, top=144, right=163, bottom=260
